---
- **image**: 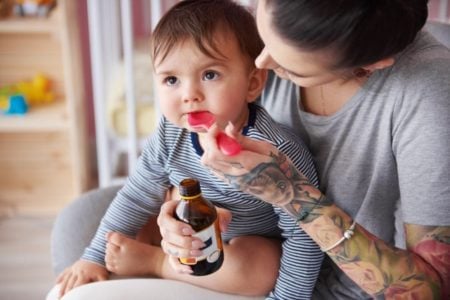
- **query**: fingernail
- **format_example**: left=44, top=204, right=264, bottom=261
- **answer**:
left=182, top=227, right=194, bottom=235
left=191, top=240, right=205, bottom=248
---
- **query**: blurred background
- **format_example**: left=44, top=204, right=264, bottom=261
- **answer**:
left=0, top=0, right=448, bottom=299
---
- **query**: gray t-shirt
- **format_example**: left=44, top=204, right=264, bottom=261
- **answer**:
left=259, top=31, right=450, bottom=299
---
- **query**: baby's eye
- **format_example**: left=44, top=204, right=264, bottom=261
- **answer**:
left=164, top=76, right=178, bottom=86
left=203, top=71, right=219, bottom=81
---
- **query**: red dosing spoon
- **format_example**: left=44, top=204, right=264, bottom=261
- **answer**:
left=188, top=111, right=241, bottom=156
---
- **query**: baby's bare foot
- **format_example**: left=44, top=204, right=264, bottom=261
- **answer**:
left=105, top=232, right=164, bottom=276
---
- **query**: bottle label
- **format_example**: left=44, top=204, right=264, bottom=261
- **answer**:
left=180, top=221, right=223, bottom=265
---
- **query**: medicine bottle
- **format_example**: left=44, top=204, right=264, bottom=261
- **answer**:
left=176, top=178, right=224, bottom=276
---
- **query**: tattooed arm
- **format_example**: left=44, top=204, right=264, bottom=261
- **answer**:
left=202, top=144, right=449, bottom=299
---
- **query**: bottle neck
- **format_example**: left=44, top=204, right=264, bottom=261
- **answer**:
left=180, top=193, right=201, bottom=200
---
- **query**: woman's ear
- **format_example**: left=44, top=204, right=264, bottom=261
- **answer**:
left=246, top=68, right=268, bottom=103
left=364, top=57, right=395, bottom=72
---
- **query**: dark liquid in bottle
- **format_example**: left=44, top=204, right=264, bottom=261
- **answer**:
left=175, top=178, right=224, bottom=276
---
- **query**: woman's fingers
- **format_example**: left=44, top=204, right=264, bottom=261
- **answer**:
left=158, top=201, right=196, bottom=242
left=157, top=199, right=230, bottom=264
left=157, top=189, right=232, bottom=276
left=168, top=254, right=193, bottom=274
left=201, top=129, right=275, bottom=173
left=160, top=238, right=203, bottom=258
left=157, top=200, right=204, bottom=256
left=157, top=200, right=193, bottom=234
left=202, top=123, right=223, bottom=151
left=240, top=135, right=276, bottom=155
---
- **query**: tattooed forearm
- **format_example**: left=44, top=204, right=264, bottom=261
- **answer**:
left=321, top=220, right=449, bottom=299
left=225, top=150, right=331, bottom=220
left=406, top=224, right=450, bottom=298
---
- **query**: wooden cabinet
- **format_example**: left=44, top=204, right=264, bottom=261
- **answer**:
left=0, top=0, right=91, bottom=215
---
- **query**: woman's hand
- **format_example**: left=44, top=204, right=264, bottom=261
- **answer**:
left=157, top=199, right=232, bottom=273
left=201, top=124, right=321, bottom=210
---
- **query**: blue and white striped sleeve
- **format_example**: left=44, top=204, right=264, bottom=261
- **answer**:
left=268, top=210, right=323, bottom=299
left=81, top=123, right=171, bottom=265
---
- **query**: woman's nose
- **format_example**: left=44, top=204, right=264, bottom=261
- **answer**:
left=255, top=47, right=278, bottom=70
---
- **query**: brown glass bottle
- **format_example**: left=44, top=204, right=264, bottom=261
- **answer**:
left=175, top=178, right=224, bottom=276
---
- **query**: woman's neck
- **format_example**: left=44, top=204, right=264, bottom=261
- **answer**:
left=301, top=77, right=367, bottom=116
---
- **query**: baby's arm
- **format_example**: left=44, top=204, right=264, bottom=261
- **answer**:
left=59, top=133, right=169, bottom=296
left=56, top=259, right=108, bottom=298
left=268, top=209, right=323, bottom=299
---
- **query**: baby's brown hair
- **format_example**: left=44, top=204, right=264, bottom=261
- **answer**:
left=151, top=0, right=263, bottom=66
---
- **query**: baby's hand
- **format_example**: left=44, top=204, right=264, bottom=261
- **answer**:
left=56, top=259, right=108, bottom=298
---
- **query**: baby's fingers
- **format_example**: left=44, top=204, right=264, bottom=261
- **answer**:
left=72, top=273, right=93, bottom=290
left=55, top=268, right=69, bottom=284
left=58, top=272, right=76, bottom=299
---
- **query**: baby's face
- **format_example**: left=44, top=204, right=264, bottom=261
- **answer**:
left=153, top=32, right=254, bottom=133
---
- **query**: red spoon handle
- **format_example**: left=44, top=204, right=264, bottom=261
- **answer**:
left=188, top=111, right=241, bottom=156
left=216, top=132, right=241, bottom=156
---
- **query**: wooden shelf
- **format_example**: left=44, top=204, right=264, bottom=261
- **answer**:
left=0, top=0, right=92, bottom=215
left=0, top=101, right=68, bottom=132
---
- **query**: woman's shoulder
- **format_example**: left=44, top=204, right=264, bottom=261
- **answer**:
left=375, top=31, right=450, bottom=111
left=391, top=31, right=450, bottom=84
left=251, top=103, right=309, bottom=149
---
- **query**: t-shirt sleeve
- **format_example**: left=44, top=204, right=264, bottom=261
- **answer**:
left=392, top=51, right=450, bottom=226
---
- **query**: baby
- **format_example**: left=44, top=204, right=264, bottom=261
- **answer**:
left=54, top=1, right=323, bottom=299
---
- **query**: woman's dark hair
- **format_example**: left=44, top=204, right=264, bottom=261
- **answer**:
left=264, top=0, right=429, bottom=69
left=151, top=0, right=263, bottom=65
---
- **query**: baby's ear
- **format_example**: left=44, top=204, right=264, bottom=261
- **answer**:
left=246, top=68, right=268, bottom=103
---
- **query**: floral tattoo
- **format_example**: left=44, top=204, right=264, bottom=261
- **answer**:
left=224, top=151, right=331, bottom=220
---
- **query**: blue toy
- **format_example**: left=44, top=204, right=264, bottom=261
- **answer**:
left=3, top=94, right=29, bottom=115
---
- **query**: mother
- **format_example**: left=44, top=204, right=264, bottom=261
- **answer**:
left=160, top=0, right=450, bottom=298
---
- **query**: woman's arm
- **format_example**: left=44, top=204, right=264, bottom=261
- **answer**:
left=303, top=204, right=449, bottom=299
left=201, top=138, right=449, bottom=299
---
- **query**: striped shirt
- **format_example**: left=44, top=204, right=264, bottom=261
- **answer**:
left=82, top=104, right=323, bottom=299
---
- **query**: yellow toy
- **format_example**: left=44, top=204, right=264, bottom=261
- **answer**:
left=15, top=73, right=54, bottom=105
left=0, top=73, right=54, bottom=113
